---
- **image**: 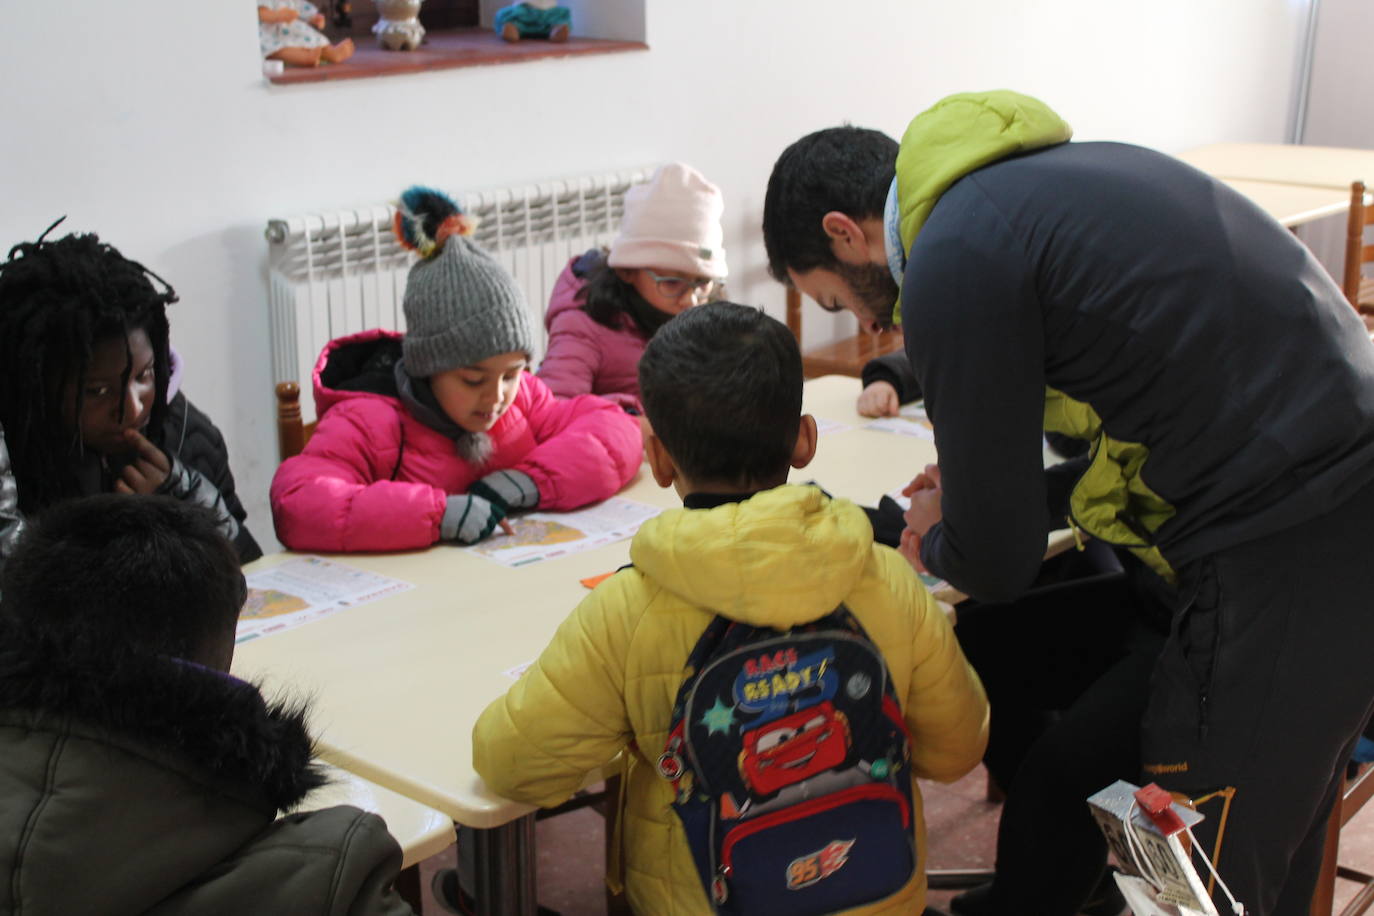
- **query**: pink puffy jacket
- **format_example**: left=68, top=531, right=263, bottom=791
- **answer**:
left=536, top=256, right=648, bottom=412
left=271, top=330, right=644, bottom=552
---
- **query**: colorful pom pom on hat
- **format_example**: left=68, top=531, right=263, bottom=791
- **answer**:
left=393, top=185, right=534, bottom=377
left=394, top=185, right=480, bottom=259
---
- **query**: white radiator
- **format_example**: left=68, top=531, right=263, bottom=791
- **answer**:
left=265, top=167, right=655, bottom=423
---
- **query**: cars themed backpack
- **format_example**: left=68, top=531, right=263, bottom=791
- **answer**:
left=657, top=606, right=916, bottom=914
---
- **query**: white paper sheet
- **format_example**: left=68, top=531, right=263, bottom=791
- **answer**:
left=865, top=403, right=935, bottom=440
left=814, top=416, right=851, bottom=436
left=467, top=497, right=663, bottom=568
left=238, top=556, right=414, bottom=643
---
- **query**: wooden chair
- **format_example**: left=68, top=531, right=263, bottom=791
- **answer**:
left=1311, top=758, right=1374, bottom=916
left=275, top=381, right=316, bottom=461
left=786, top=287, right=905, bottom=379
left=1341, top=181, right=1374, bottom=325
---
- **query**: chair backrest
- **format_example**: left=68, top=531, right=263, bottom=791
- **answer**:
left=275, top=381, right=317, bottom=461
left=1309, top=759, right=1373, bottom=916
left=1342, top=180, right=1364, bottom=306
left=1342, top=180, right=1373, bottom=308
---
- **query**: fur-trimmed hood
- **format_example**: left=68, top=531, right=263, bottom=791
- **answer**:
left=0, top=621, right=324, bottom=812
left=0, top=624, right=423, bottom=915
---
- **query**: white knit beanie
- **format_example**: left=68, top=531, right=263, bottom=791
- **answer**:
left=608, top=163, right=727, bottom=279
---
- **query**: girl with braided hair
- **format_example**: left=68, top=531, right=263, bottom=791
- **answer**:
left=0, top=224, right=261, bottom=568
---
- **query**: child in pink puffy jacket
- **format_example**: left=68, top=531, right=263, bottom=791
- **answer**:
left=536, top=163, right=727, bottom=413
left=270, top=187, right=643, bottom=553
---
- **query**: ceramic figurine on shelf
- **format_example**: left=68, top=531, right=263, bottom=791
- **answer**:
left=495, top=0, right=570, bottom=43
left=259, top=0, right=355, bottom=66
left=372, top=0, right=425, bottom=51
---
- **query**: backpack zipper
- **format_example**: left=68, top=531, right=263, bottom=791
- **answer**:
left=719, top=782, right=911, bottom=871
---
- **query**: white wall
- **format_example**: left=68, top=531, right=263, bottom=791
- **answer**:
left=1272, top=0, right=1374, bottom=287
left=1303, top=0, right=1374, bottom=149
left=0, top=0, right=1308, bottom=549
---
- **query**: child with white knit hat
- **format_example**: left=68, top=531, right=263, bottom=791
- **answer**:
left=271, top=186, right=644, bottom=551
left=537, top=162, right=727, bottom=413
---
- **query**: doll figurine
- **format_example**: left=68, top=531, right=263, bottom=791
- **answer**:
left=372, top=0, right=425, bottom=51
left=259, top=0, right=355, bottom=67
left=495, top=0, right=571, bottom=43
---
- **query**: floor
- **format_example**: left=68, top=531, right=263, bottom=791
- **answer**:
left=409, top=765, right=1374, bottom=914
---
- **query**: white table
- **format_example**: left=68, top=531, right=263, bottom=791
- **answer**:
left=295, top=764, right=456, bottom=911
left=296, top=764, right=455, bottom=870
left=1176, top=143, right=1374, bottom=229
left=1176, top=142, right=1374, bottom=190
left=232, top=375, right=1015, bottom=914
left=1217, top=178, right=1351, bottom=229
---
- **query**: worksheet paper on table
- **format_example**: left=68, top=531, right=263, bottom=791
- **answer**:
left=466, top=497, right=662, bottom=568
left=238, top=557, right=414, bottom=643
left=865, top=403, right=934, bottom=440
left=814, top=416, right=851, bottom=436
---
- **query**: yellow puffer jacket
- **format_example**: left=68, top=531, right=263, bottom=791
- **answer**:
left=473, top=485, right=989, bottom=914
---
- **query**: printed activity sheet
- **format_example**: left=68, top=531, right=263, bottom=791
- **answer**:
left=503, top=660, right=535, bottom=680
left=467, top=497, right=662, bottom=567
left=238, top=556, right=414, bottom=643
left=865, top=403, right=935, bottom=441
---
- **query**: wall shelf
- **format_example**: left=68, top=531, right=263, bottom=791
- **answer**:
left=267, top=27, right=646, bottom=85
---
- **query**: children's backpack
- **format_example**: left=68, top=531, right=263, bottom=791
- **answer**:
left=657, top=606, right=916, bottom=915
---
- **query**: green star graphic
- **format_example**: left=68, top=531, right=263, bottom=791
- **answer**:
left=699, top=698, right=736, bottom=736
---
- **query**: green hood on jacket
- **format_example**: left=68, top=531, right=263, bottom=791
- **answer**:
left=630, top=485, right=874, bottom=630
left=890, top=90, right=1072, bottom=324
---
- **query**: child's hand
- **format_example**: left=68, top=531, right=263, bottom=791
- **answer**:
left=469, top=470, right=540, bottom=512
left=441, top=493, right=509, bottom=545
left=901, top=463, right=942, bottom=538
left=308, top=12, right=326, bottom=27
left=114, top=430, right=171, bottom=495
left=898, top=525, right=927, bottom=573
left=856, top=381, right=900, bottom=417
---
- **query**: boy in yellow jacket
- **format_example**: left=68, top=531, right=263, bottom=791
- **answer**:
left=472, top=303, right=989, bottom=915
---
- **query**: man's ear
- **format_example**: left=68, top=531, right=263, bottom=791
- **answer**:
left=644, top=430, right=678, bottom=489
left=790, top=414, right=818, bottom=471
left=614, top=267, right=639, bottom=285
left=820, top=211, right=872, bottom=265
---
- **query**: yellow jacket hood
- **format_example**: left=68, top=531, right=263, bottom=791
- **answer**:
left=630, top=485, right=873, bottom=629
left=895, top=89, right=1072, bottom=254
left=474, top=483, right=990, bottom=914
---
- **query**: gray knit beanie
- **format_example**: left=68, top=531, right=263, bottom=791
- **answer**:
left=395, top=186, right=536, bottom=377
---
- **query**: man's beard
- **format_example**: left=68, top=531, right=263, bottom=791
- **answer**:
left=835, top=260, right=900, bottom=330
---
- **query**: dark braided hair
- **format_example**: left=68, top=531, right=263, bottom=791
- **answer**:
left=0, top=223, right=176, bottom=514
